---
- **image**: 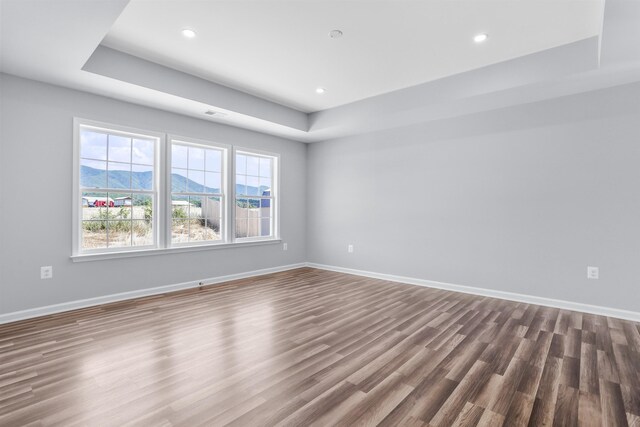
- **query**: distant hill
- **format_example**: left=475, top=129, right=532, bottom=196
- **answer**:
left=81, top=165, right=155, bottom=191
left=80, top=165, right=268, bottom=196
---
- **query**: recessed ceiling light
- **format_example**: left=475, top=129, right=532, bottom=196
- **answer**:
left=182, top=29, right=196, bottom=38
left=316, top=87, right=327, bottom=94
left=474, top=33, right=488, bottom=43
left=329, top=29, right=343, bottom=39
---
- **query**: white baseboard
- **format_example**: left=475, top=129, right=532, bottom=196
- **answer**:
left=306, top=263, right=640, bottom=323
left=3, top=262, right=638, bottom=325
left=0, top=263, right=307, bottom=325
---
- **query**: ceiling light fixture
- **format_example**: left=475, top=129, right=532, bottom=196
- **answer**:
left=182, top=29, right=197, bottom=38
left=329, top=29, right=343, bottom=39
left=316, top=87, right=326, bottom=94
left=473, top=33, right=488, bottom=43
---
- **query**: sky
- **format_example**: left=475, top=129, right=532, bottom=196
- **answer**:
left=81, top=129, right=272, bottom=190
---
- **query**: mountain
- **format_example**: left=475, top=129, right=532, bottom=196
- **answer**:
left=80, top=166, right=154, bottom=191
left=80, top=165, right=268, bottom=196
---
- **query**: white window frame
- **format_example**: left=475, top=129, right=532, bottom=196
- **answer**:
left=71, top=119, right=281, bottom=261
left=233, top=147, right=280, bottom=243
left=168, top=135, right=230, bottom=247
left=72, top=118, right=164, bottom=256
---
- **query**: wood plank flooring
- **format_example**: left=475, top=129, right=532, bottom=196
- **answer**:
left=1, top=267, right=639, bottom=426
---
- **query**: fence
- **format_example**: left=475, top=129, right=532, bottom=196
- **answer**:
left=201, top=200, right=270, bottom=237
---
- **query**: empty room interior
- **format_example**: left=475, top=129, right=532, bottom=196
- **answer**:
left=1, top=0, right=640, bottom=425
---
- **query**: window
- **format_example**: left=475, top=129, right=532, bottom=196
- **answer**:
left=73, top=119, right=279, bottom=258
left=235, top=150, right=277, bottom=240
left=75, top=122, right=159, bottom=253
left=170, top=139, right=226, bottom=245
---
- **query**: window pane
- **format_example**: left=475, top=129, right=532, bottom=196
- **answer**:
left=80, top=159, right=107, bottom=188
left=260, top=217, right=272, bottom=237
left=185, top=194, right=221, bottom=242
left=246, top=212, right=260, bottom=238
left=235, top=218, right=247, bottom=239
left=246, top=176, right=259, bottom=195
left=172, top=144, right=188, bottom=169
left=204, top=221, right=221, bottom=240
left=205, top=172, right=221, bottom=193
left=80, top=130, right=107, bottom=160
left=235, top=198, right=248, bottom=218
left=259, top=177, right=272, bottom=194
left=236, top=197, right=263, bottom=239
left=189, top=196, right=203, bottom=218
left=172, top=219, right=189, bottom=243
left=132, top=194, right=153, bottom=220
left=248, top=198, right=260, bottom=209
left=107, top=220, right=132, bottom=248
left=172, top=168, right=188, bottom=192
left=189, top=146, right=205, bottom=170
left=172, top=196, right=190, bottom=220
left=132, top=138, right=154, bottom=165
left=132, top=220, right=153, bottom=246
left=107, top=162, right=131, bottom=189
left=81, top=192, right=107, bottom=220
left=108, top=135, right=131, bottom=163
left=172, top=193, right=190, bottom=244
left=81, top=191, right=109, bottom=250
left=236, top=154, right=247, bottom=175
left=204, top=196, right=222, bottom=240
left=82, top=220, right=107, bottom=249
left=187, top=170, right=205, bottom=193
left=205, top=149, right=222, bottom=172
left=131, top=164, right=153, bottom=190
left=236, top=175, right=247, bottom=196
left=259, top=202, right=273, bottom=237
left=260, top=198, right=272, bottom=210
left=82, top=192, right=113, bottom=211
left=246, top=155, right=259, bottom=176
left=189, top=217, right=213, bottom=241
left=259, top=157, right=272, bottom=178
left=111, top=193, right=132, bottom=222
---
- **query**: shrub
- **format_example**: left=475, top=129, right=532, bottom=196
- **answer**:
left=172, top=207, right=187, bottom=219
left=83, top=207, right=150, bottom=235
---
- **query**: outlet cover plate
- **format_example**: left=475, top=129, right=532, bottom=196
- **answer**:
left=41, top=266, right=53, bottom=279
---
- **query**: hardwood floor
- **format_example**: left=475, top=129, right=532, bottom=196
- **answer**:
left=1, top=267, right=639, bottom=426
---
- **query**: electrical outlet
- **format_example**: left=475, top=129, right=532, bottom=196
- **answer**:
left=283, top=243, right=288, bottom=251
left=41, top=266, right=53, bottom=279
left=587, top=266, right=599, bottom=280
left=348, top=244, right=354, bottom=253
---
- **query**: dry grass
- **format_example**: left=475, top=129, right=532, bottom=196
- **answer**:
left=81, top=206, right=221, bottom=249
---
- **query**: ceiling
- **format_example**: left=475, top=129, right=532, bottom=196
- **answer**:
left=1, top=0, right=640, bottom=143
left=103, top=0, right=604, bottom=112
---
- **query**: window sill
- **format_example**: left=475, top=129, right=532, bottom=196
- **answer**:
left=70, top=239, right=282, bottom=263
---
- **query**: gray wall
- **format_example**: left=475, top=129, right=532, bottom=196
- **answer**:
left=2, top=72, right=639, bottom=317
left=307, top=82, right=640, bottom=312
left=0, top=74, right=307, bottom=315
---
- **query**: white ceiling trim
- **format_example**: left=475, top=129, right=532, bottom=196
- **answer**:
left=1, top=0, right=639, bottom=143
left=83, top=46, right=309, bottom=132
